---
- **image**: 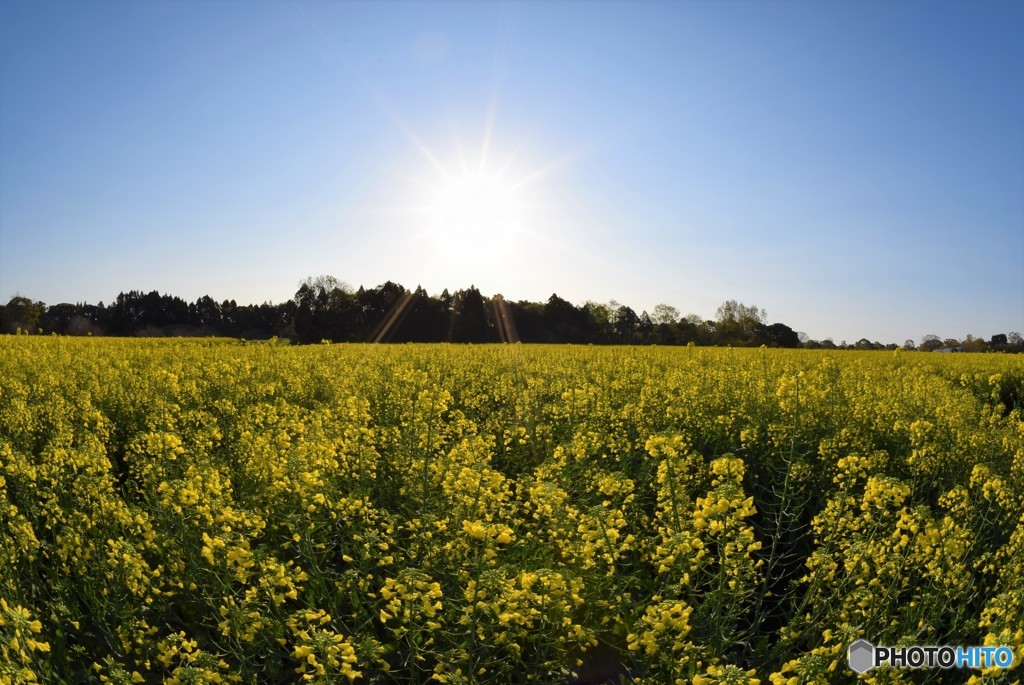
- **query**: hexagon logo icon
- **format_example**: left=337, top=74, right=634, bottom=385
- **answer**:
left=848, top=639, right=875, bottom=673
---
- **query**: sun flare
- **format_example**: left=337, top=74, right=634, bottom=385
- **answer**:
left=428, top=172, right=521, bottom=250
left=374, top=131, right=575, bottom=283
left=365, top=85, right=582, bottom=278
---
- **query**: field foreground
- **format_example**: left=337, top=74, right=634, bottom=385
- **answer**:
left=1, top=339, right=1023, bottom=684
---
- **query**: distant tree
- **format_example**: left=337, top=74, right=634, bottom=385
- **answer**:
left=582, top=301, right=614, bottom=340
left=510, top=300, right=545, bottom=342
left=583, top=301, right=611, bottom=323
left=194, top=295, right=221, bottom=328
left=651, top=304, right=680, bottom=325
left=1, top=296, right=45, bottom=333
left=294, top=276, right=355, bottom=343
left=29, top=275, right=977, bottom=351
left=299, top=275, right=351, bottom=295
left=487, top=294, right=520, bottom=343
left=293, top=284, right=322, bottom=343
left=606, top=300, right=622, bottom=324
left=360, top=281, right=409, bottom=342
left=39, top=303, right=78, bottom=334
left=401, top=286, right=445, bottom=342
left=764, top=322, right=801, bottom=348
left=1007, top=332, right=1022, bottom=347
left=220, top=300, right=238, bottom=331
left=990, top=333, right=1008, bottom=347
left=715, top=300, right=766, bottom=343
left=451, top=286, right=492, bottom=342
left=943, top=338, right=961, bottom=350
left=543, top=294, right=586, bottom=343
left=920, top=334, right=943, bottom=352
left=638, top=310, right=653, bottom=337
left=107, top=291, right=137, bottom=334
left=613, top=305, right=640, bottom=341
left=961, top=334, right=988, bottom=353
left=648, top=320, right=680, bottom=345
left=438, top=289, right=454, bottom=315
left=232, top=301, right=291, bottom=339
left=903, top=339, right=916, bottom=350
left=716, top=300, right=766, bottom=327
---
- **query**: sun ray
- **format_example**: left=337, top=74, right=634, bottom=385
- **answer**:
left=490, top=295, right=519, bottom=343
left=369, top=291, right=416, bottom=343
left=513, top=222, right=640, bottom=282
left=369, top=162, right=443, bottom=195
left=492, top=132, right=532, bottom=180
left=313, top=205, right=433, bottom=218
left=478, top=106, right=496, bottom=175
left=283, top=0, right=338, bottom=64
left=452, top=126, right=469, bottom=176
left=368, top=91, right=452, bottom=181
left=509, top=108, right=662, bottom=191
left=479, top=7, right=516, bottom=174
left=284, top=0, right=455, bottom=183
left=508, top=150, right=580, bottom=192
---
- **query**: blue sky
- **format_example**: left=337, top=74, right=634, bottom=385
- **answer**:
left=1, top=0, right=1021, bottom=344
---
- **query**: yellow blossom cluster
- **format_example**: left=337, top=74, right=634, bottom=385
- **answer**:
left=0, top=599, right=50, bottom=683
left=1, top=337, right=1022, bottom=682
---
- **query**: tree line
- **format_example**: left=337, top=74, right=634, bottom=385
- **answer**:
left=2, top=278, right=1021, bottom=352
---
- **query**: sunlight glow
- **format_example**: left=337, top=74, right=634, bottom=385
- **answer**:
left=428, top=172, right=521, bottom=251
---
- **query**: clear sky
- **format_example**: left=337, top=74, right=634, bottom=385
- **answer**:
left=2, top=0, right=1022, bottom=344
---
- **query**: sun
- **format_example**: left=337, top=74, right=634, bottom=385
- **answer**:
left=357, top=83, right=588, bottom=278
left=427, top=171, right=522, bottom=255
left=367, top=127, right=581, bottom=283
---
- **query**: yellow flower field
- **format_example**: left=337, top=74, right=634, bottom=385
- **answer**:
left=1, top=338, right=1022, bottom=683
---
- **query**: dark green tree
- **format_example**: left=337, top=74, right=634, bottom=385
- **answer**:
left=613, top=305, right=640, bottom=341
left=2, top=296, right=46, bottom=333
left=450, top=286, right=492, bottom=342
